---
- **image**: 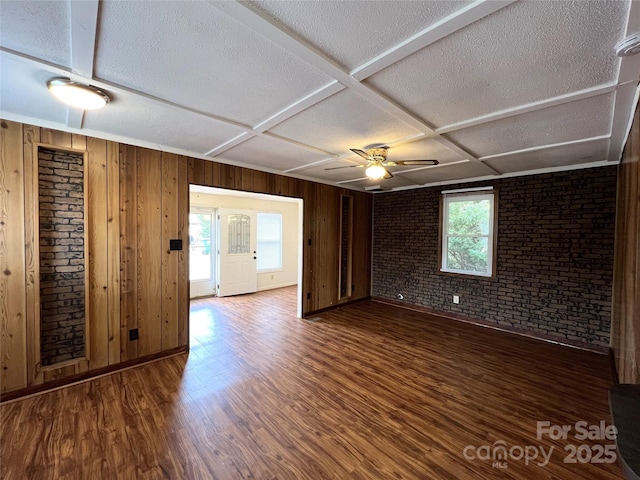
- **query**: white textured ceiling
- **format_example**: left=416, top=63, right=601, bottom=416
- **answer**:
left=1, top=0, right=639, bottom=192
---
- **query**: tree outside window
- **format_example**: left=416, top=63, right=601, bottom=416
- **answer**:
left=441, top=191, right=496, bottom=277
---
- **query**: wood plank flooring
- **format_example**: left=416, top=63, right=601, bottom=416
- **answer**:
left=0, top=287, right=624, bottom=479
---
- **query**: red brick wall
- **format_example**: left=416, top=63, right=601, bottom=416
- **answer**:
left=372, top=166, right=617, bottom=348
left=38, top=148, right=86, bottom=366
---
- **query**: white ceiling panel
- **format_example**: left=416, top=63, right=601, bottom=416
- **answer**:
left=366, top=0, right=628, bottom=128
left=347, top=175, right=417, bottom=191
left=446, top=93, right=615, bottom=158
left=0, top=55, right=68, bottom=124
left=295, top=158, right=368, bottom=182
left=247, top=0, right=471, bottom=70
left=1, top=0, right=638, bottom=191
left=483, top=139, right=610, bottom=175
left=396, top=161, right=490, bottom=185
left=83, top=90, right=246, bottom=155
left=385, top=137, right=467, bottom=164
left=268, top=89, right=422, bottom=154
left=217, top=135, right=330, bottom=171
left=95, top=0, right=332, bottom=126
left=0, top=1, right=70, bottom=67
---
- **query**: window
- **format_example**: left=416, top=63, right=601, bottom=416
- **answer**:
left=189, top=212, right=213, bottom=281
left=257, top=212, right=283, bottom=271
left=441, top=190, right=496, bottom=277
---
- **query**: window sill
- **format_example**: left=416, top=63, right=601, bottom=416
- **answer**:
left=438, top=270, right=497, bottom=281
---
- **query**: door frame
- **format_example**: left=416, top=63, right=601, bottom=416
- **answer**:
left=188, top=185, right=303, bottom=318
left=188, top=207, right=217, bottom=298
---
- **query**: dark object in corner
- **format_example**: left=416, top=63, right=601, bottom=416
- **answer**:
left=609, top=384, right=640, bottom=480
left=169, top=239, right=183, bottom=251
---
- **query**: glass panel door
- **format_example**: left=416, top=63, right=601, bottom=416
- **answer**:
left=189, top=211, right=217, bottom=298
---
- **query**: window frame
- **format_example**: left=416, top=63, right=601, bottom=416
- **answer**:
left=439, top=189, right=498, bottom=278
left=256, top=211, right=284, bottom=273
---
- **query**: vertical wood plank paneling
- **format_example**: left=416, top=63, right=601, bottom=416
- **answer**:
left=71, top=134, right=86, bottom=151
left=191, top=158, right=205, bottom=185
left=241, top=169, right=253, bottom=192
left=253, top=171, right=267, bottom=194
left=40, top=129, right=72, bottom=149
left=0, top=121, right=375, bottom=394
left=352, top=192, right=372, bottom=301
left=137, top=148, right=163, bottom=355
left=211, top=162, right=221, bottom=188
left=23, top=125, right=43, bottom=386
left=220, top=164, right=235, bottom=189
left=87, top=138, right=109, bottom=368
left=302, top=182, right=317, bottom=313
left=318, top=184, right=339, bottom=309
left=187, top=157, right=195, bottom=184
left=0, top=120, right=28, bottom=392
left=177, top=156, right=189, bottom=347
left=161, top=153, right=179, bottom=350
left=119, top=144, right=138, bottom=361
left=106, top=141, right=121, bottom=365
left=203, top=160, right=214, bottom=187
left=612, top=104, right=640, bottom=384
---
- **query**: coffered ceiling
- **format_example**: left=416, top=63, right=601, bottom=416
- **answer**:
left=1, top=1, right=639, bottom=191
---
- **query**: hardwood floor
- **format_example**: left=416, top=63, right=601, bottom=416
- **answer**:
left=1, top=286, right=624, bottom=479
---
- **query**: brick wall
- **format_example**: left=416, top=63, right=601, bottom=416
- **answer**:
left=38, top=148, right=86, bottom=366
left=372, top=166, right=617, bottom=348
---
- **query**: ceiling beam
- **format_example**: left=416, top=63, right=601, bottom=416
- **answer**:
left=69, top=0, right=100, bottom=79
left=436, top=83, right=619, bottom=134
left=211, top=0, right=500, bottom=177
left=252, top=81, right=345, bottom=133
left=478, top=134, right=611, bottom=161
left=351, top=0, right=517, bottom=81
left=608, top=82, right=639, bottom=162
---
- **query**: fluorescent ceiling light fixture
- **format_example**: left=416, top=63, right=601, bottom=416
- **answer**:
left=366, top=164, right=386, bottom=180
left=47, top=78, right=110, bottom=110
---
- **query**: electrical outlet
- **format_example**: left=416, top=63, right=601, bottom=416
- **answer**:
left=129, top=328, right=139, bottom=341
left=453, top=295, right=460, bottom=304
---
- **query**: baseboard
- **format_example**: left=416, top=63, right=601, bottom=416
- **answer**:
left=305, top=296, right=371, bottom=318
left=0, top=346, right=188, bottom=403
left=257, top=282, right=297, bottom=292
left=371, top=297, right=609, bottom=355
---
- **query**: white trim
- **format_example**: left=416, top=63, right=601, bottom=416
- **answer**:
left=70, top=0, right=99, bottom=79
left=351, top=0, right=516, bottom=81
left=379, top=160, right=612, bottom=193
left=441, top=192, right=495, bottom=277
left=442, top=186, right=493, bottom=194
left=436, top=83, right=618, bottom=134
left=478, top=135, right=610, bottom=161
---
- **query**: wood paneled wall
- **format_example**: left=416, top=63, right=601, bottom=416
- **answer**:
left=0, top=120, right=372, bottom=394
left=0, top=121, right=189, bottom=393
left=612, top=104, right=640, bottom=384
left=186, top=157, right=373, bottom=314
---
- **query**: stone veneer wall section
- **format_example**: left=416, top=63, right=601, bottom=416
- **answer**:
left=372, top=166, right=617, bottom=348
left=38, top=148, right=86, bottom=366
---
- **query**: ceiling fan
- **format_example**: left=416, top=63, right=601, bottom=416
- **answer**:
left=325, top=147, right=439, bottom=180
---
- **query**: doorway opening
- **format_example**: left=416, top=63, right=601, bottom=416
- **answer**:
left=188, top=185, right=303, bottom=318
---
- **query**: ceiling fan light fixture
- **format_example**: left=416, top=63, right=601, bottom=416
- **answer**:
left=366, top=164, right=386, bottom=180
left=47, top=78, right=110, bottom=110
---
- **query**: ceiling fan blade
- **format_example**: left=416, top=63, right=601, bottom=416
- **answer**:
left=350, top=149, right=371, bottom=160
left=394, top=160, right=439, bottom=166
left=383, top=168, right=393, bottom=179
left=324, top=164, right=365, bottom=171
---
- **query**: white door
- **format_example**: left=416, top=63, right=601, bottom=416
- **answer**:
left=217, top=208, right=257, bottom=297
left=189, top=210, right=217, bottom=298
